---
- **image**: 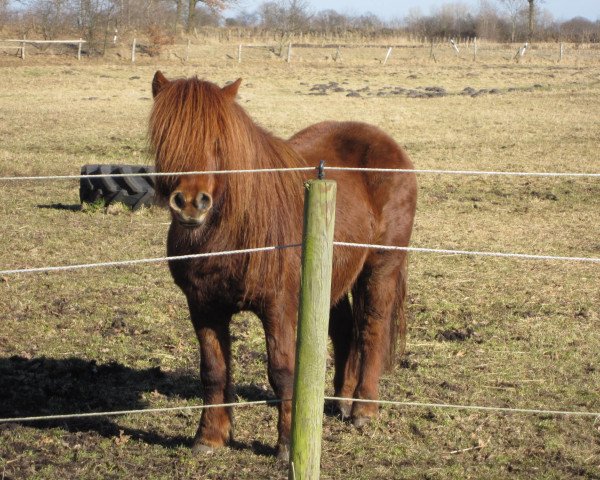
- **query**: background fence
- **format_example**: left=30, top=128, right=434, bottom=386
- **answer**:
left=2, top=37, right=599, bottom=66
left=1, top=39, right=86, bottom=60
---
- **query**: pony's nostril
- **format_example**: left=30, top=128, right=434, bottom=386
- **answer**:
left=171, top=191, right=186, bottom=210
left=196, top=192, right=213, bottom=212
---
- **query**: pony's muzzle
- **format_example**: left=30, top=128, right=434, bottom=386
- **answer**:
left=169, top=190, right=213, bottom=227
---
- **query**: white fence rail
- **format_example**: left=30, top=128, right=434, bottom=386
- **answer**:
left=2, top=39, right=86, bottom=60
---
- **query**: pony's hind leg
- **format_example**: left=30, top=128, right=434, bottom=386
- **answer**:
left=351, top=255, right=406, bottom=427
left=188, top=302, right=234, bottom=453
left=329, top=295, right=360, bottom=418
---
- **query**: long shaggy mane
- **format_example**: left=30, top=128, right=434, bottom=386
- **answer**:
left=149, top=77, right=308, bottom=293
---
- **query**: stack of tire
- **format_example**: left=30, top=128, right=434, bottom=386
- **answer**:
left=79, top=164, right=156, bottom=211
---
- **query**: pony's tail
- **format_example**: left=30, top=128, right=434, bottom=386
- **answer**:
left=384, top=254, right=408, bottom=372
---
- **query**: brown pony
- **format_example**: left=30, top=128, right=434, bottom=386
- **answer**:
left=149, top=71, right=417, bottom=459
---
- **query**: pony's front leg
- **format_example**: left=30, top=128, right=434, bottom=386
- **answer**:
left=260, top=304, right=296, bottom=461
left=188, top=302, right=234, bottom=453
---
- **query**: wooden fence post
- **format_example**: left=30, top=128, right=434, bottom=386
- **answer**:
left=449, top=38, right=459, bottom=56
left=559, top=42, right=564, bottom=62
left=77, top=38, right=82, bottom=60
left=20, top=38, right=25, bottom=60
left=473, top=37, right=477, bottom=61
left=515, top=42, right=528, bottom=62
left=185, top=39, right=191, bottom=62
left=287, top=42, right=292, bottom=63
left=238, top=43, right=242, bottom=63
left=429, top=39, right=436, bottom=62
left=131, top=38, right=136, bottom=63
left=289, top=176, right=337, bottom=480
left=333, top=45, right=341, bottom=62
left=383, top=46, right=392, bottom=65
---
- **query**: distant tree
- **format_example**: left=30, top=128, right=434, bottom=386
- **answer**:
left=534, top=7, right=554, bottom=38
left=560, top=16, right=598, bottom=43
left=526, top=0, right=543, bottom=39
left=404, top=6, right=424, bottom=38
left=224, top=9, right=259, bottom=27
left=313, top=9, right=349, bottom=34
left=257, top=0, right=310, bottom=33
left=174, top=0, right=184, bottom=30
left=477, top=0, right=502, bottom=40
left=187, top=0, right=230, bottom=33
left=257, top=1, right=283, bottom=29
left=195, top=4, right=221, bottom=26
left=0, top=0, right=10, bottom=28
left=413, top=2, right=476, bottom=40
left=15, top=0, right=77, bottom=39
left=497, top=0, right=526, bottom=41
left=286, top=0, right=310, bottom=31
left=352, top=12, right=382, bottom=32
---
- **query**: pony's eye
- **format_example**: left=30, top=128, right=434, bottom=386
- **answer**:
left=173, top=192, right=186, bottom=209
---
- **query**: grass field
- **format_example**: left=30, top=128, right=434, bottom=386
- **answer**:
left=0, top=41, right=599, bottom=479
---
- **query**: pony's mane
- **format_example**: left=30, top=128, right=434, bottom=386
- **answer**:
left=149, top=77, right=307, bottom=293
left=149, top=77, right=306, bottom=175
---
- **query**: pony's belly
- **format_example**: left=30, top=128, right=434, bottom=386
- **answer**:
left=330, top=245, right=370, bottom=305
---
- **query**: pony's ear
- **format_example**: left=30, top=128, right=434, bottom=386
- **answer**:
left=222, top=78, right=242, bottom=99
left=152, top=71, right=170, bottom=98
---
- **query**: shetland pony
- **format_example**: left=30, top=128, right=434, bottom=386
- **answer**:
left=149, top=71, right=417, bottom=459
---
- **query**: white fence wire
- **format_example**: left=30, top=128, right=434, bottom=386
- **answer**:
left=1, top=242, right=599, bottom=277
left=0, top=245, right=301, bottom=276
left=1, top=396, right=599, bottom=425
left=1, top=164, right=599, bottom=430
left=1, top=165, right=599, bottom=274
left=2, top=166, right=600, bottom=182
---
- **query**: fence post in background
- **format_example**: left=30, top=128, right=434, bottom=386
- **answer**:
left=289, top=171, right=337, bottom=480
left=185, top=39, right=191, bottom=62
left=429, top=39, right=436, bottom=62
left=515, top=42, right=528, bottom=62
left=131, top=38, right=136, bottom=63
left=20, top=38, right=25, bottom=60
left=333, top=45, right=341, bottom=62
left=473, top=37, right=477, bottom=61
left=559, top=42, right=564, bottom=63
left=383, top=46, right=392, bottom=65
left=77, top=38, right=82, bottom=60
left=287, top=42, right=292, bottom=63
left=449, top=38, right=460, bottom=56
left=238, top=43, right=242, bottom=63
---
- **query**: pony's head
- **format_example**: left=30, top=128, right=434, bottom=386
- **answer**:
left=149, top=71, right=308, bottom=293
left=149, top=71, right=244, bottom=227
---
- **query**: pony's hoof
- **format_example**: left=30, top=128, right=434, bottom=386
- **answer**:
left=191, top=442, right=216, bottom=455
left=276, top=443, right=290, bottom=463
left=338, top=400, right=353, bottom=419
left=352, top=415, right=372, bottom=429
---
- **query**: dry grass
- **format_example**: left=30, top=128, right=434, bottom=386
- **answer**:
left=0, top=41, right=599, bottom=479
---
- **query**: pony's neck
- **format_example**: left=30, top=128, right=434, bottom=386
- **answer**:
left=231, top=105, right=307, bottom=171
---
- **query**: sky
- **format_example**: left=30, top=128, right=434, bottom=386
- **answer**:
left=225, top=0, right=600, bottom=22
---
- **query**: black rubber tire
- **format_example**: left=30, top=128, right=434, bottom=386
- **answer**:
left=79, top=164, right=156, bottom=211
